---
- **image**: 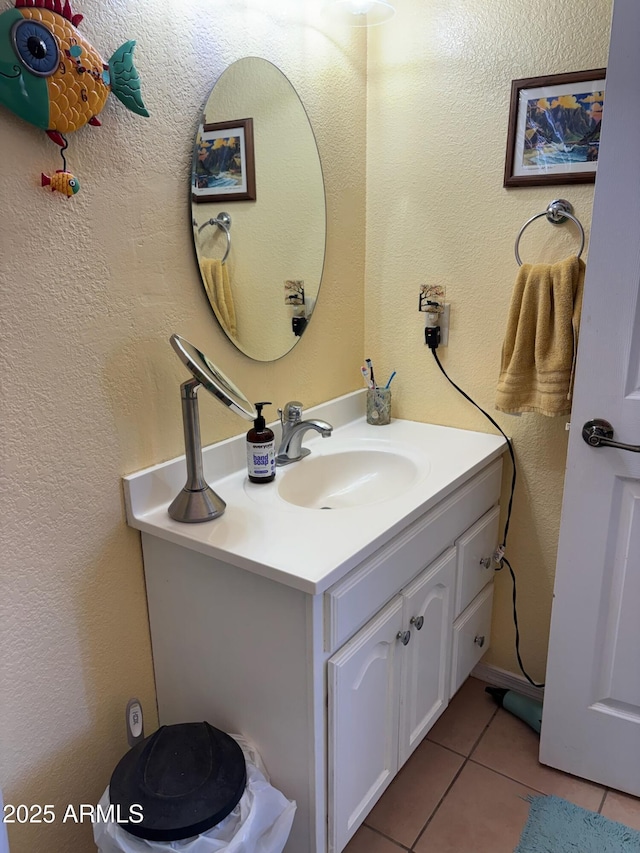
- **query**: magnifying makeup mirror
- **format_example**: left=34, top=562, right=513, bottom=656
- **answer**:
left=169, top=334, right=257, bottom=523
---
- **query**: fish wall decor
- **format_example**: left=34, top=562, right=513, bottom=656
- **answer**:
left=0, top=0, right=149, bottom=194
left=41, top=168, right=79, bottom=195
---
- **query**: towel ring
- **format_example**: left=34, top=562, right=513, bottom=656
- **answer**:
left=194, top=212, right=232, bottom=264
left=514, top=199, right=585, bottom=266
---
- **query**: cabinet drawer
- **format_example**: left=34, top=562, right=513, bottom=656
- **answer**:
left=454, top=506, right=500, bottom=618
left=450, top=582, right=493, bottom=698
left=324, top=460, right=502, bottom=653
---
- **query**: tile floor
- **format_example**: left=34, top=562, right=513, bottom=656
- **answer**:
left=344, top=677, right=640, bottom=852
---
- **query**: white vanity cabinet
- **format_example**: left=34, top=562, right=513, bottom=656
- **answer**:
left=135, top=458, right=502, bottom=853
left=124, top=398, right=506, bottom=853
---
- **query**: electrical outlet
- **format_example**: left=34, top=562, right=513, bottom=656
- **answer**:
left=439, top=303, right=450, bottom=346
left=419, top=285, right=449, bottom=347
left=424, top=303, right=450, bottom=346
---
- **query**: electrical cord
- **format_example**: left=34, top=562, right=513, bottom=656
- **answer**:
left=429, top=343, right=544, bottom=689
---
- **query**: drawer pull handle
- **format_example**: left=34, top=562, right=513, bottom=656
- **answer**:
left=410, top=615, right=424, bottom=631
left=397, top=630, right=411, bottom=646
left=479, top=556, right=492, bottom=569
left=474, top=634, right=486, bottom=648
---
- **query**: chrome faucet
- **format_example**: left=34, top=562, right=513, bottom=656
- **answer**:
left=276, top=401, right=333, bottom=465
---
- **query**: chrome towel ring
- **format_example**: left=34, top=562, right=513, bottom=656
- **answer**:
left=193, top=212, right=232, bottom=264
left=514, top=199, right=585, bottom=266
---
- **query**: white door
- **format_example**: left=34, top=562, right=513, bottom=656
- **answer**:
left=398, top=549, right=455, bottom=767
left=540, top=0, right=640, bottom=795
left=328, top=597, right=404, bottom=853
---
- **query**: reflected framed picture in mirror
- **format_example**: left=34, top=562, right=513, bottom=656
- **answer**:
left=192, top=117, right=256, bottom=202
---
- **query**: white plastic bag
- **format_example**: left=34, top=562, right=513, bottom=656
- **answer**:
left=93, top=736, right=296, bottom=853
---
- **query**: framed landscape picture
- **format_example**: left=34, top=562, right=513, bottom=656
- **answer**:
left=192, top=117, right=256, bottom=202
left=504, top=69, right=606, bottom=187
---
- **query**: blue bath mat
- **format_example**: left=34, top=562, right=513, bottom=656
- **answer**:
left=515, top=795, right=640, bottom=852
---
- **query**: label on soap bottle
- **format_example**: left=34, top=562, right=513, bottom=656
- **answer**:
left=246, top=439, right=276, bottom=480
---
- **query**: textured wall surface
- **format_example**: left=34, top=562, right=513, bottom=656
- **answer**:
left=0, top=0, right=616, bottom=848
left=0, top=1, right=365, bottom=850
left=366, top=0, right=613, bottom=683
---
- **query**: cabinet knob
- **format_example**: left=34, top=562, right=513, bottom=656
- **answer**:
left=479, top=556, right=492, bottom=569
left=410, top=615, right=424, bottom=631
left=396, top=630, right=411, bottom=646
left=474, top=634, right=485, bottom=647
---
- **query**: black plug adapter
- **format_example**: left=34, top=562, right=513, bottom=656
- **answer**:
left=425, top=325, right=441, bottom=350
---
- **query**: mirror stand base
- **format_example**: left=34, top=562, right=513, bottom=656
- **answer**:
left=168, top=486, right=226, bottom=523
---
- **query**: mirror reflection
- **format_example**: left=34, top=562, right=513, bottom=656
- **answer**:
left=191, top=58, right=326, bottom=362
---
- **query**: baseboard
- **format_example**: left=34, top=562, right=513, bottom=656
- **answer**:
left=472, top=662, right=544, bottom=701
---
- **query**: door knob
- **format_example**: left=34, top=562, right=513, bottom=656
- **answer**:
left=410, top=616, right=424, bottom=630
left=582, top=419, right=640, bottom=453
left=474, top=635, right=485, bottom=647
left=396, top=630, right=411, bottom=646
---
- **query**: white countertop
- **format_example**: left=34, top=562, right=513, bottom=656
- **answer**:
left=123, top=390, right=506, bottom=594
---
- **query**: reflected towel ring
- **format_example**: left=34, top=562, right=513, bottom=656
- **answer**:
left=514, top=199, right=585, bottom=266
left=193, top=212, right=232, bottom=264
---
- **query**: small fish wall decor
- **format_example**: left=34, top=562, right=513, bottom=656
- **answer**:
left=0, top=0, right=149, bottom=195
left=41, top=168, right=79, bottom=195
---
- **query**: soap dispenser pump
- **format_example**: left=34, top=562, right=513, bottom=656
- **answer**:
left=246, top=402, right=276, bottom=483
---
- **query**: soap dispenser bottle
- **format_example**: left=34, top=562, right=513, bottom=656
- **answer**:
left=246, top=402, right=276, bottom=483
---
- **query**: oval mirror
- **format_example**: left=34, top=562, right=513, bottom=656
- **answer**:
left=191, top=58, right=326, bottom=362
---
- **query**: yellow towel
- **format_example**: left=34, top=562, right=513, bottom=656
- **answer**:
left=200, top=258, right=237, bottom=339
left=496, top=255, right=584, bottom=416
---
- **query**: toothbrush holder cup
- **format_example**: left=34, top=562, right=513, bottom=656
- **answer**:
left=366, top=388, right=391, bottom=425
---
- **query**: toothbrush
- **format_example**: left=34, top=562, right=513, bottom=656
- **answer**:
left=385, top=371, right=397, bottom=389
left=361, top=365, right=374, bottom=389
left=365, top=358, right=376, bottom=388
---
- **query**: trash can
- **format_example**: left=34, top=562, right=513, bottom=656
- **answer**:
left=93, top=724, right=296, bottom=853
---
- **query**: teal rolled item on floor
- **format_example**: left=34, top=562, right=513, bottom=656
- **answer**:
left=485, top=686, right=543, bottom=734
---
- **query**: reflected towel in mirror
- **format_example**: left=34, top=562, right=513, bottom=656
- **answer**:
left=496, top=255, right=585, bottom=416
left=200, top=258, right=237, bottom=339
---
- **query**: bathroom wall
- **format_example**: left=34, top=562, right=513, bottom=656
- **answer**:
left=0, top=1, right=366, bottom=849
left=366, top=0, right=613, bottom=683
left=1, top=0, right=615, bottom=849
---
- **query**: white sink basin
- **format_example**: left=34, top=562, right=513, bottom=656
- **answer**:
left=277, top=447, right=429, bottom=509
left=124, top=389, right=507, bottom=591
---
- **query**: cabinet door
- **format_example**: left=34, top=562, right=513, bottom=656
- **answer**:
left=398, top=548, right=456, bottom=767
left=328, top=596, right=404, bottom=853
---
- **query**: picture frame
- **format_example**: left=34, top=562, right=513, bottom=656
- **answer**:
left=192, top=117, right=256, bottom=202
left=504, top=69, right=606, bottom=188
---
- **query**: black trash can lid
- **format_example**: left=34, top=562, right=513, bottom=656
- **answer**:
left=109, top=721, right=247, bottom=842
